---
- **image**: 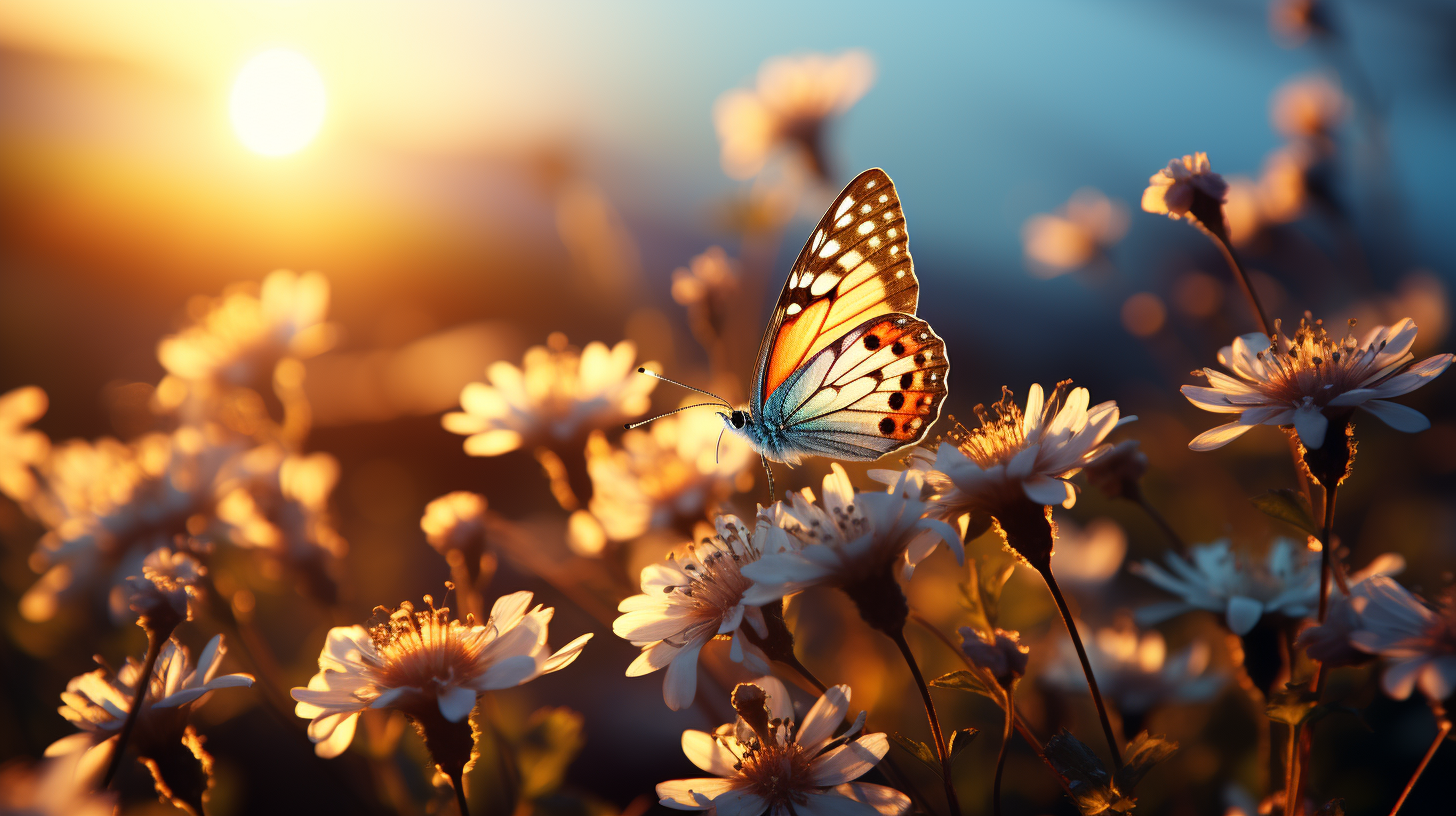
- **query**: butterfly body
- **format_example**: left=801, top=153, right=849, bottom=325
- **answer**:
left=727, top=168, right=950, bottom=484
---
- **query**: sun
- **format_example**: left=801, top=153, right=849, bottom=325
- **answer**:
left=230, top=49, right=327, bottom=157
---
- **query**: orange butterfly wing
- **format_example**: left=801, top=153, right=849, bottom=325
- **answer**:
left=752, top=168, right=921, bottom=408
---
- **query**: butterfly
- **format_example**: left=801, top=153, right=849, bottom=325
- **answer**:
left=635, top=168, right=949, bottom=497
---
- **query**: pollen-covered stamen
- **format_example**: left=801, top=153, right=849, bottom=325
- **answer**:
left=658, top=535, right=756, bottom=646
left=1250, top=317, right=1404, bottom=408
left=367, top=596, right=486, bottom=693
left=725, top=683, right=819, bottom=805
left=952, top=382, right=1071, bottom=468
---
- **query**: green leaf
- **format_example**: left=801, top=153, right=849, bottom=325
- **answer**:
left=1250, top=489, right=1319, bottom=537
left=948, top=727, right=978, bottom=759
left=929, top=670, right=999, bottom=703
left=1116, top=731, right=1177, bottom=790
left=1044, top=731, right=1125, bottom=815
left=957, top=553, right=1016, bottom=636
left=889, top=733, right=942, bottom=778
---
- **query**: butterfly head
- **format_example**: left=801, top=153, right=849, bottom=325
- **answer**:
left=727, top=409, right=747, bottom=430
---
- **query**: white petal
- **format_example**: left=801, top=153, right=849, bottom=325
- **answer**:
left=437, top=684, right=478, bottom=722
left=712, top=788, right=770, bottom=816
left=1022, top=475, right=1075, bottom=508
left=1225, top=596, right=1265, bottom=635
left=1381, top=657, right=1424, bottom=700
left=682, top=730, right=739, bottom=776
left=657, top=778, right=733, bottom=809
left=1292, top=406, right=1329, bottom=449
left=799, top=790, right=882, bottom=816
left=1360, top=399, right=1430, bottom=433
left=663, top=640, right=705, bottom=711
left=836, top=783, right=913, bottom=816
left=797, top=685, right=852, bottom=755
left=314, top=712, right=360, bottom=758
left=476, top=654, right=540, bottom=690
left=1188, top=421, right=1256, bottom=451
left=543, top=633, right=593, bottom=673
left=807, top=734, right=888, bottom=786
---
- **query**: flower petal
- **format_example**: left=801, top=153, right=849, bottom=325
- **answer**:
left=437, top=684, right=478, bottom=722
left=1188, top=421, right=1256, bottom=451
left=1225, top=595, right=1264, bottom=635
left=1360, top=399, right=1430, bottom=433
left=808, top=734, right=888, bottom=786
left=682, top=730, right=739, bottom=777
left=797, top=685, right=852, bottom=755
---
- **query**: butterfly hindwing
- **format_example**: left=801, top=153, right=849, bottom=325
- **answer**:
left=752, top=168, right=920, bottom=411
left=764, top=313, right=948, bottom=460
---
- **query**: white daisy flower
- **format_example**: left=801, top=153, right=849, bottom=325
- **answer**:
left=882, top=383, right=1127, bottom=530
left=291, top=591, right=590, bottom=758
left=1141, top=152, right=1228, bottom=223
left=120, top=546, right=205, bottom=629
left=45, top=635, right=253, bottom=785
left=1182, top=317, right=1452, bottom=452
left=1345, top=577, right=1456, bottom=702
left=742, top=464, right=962, bottom=604
left=657, top=677, right=910, bottom=816
left=442, top=334, right=658, bottom=457
left=613, top=515, right=791, bottom=711
left=1133, top=538, right=1403, bottom=635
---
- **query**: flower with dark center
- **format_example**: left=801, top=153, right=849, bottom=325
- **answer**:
left=657, top=676, right=909, bottom=816
left=1345, top=579, right=1456, bottom=702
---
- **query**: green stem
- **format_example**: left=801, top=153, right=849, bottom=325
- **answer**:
left=102, top=627, right=169, bottom=788
left=889, top=627, right=961, bottom=816
left=1039, top=564, right=1123, bottom=769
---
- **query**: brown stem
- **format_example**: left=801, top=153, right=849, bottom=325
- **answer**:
left=1207, top=228, right=1273, bottom=336
left=1317, top=485, right=1339, bottom=623
left=450, top=769, right=471, bottom=816
left=1038, top=564, right=1123, bottom=769
left=1283, top=718, right=1300, bottom=816
left=889, top=627, right=961, bottom=816
left=102, top=627, right=169, bottom=788
left=1131, top=489, right=1186, bottom=552
left=1387, top=707, right=1450, bottom=816
left=993, top=687, right=1015, bottom=816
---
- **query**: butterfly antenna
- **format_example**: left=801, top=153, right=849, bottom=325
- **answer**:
left=635, top=368, right=731, bottom=407
left=715, top=426, right=726, bottom=465
left=625, top=402, right=728, bottom=431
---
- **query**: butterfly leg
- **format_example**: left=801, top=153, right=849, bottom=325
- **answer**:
left=760, top=454, right=775, bottom=502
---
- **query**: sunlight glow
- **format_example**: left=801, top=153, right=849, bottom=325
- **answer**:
left=230, top=49, right=326, bottom=157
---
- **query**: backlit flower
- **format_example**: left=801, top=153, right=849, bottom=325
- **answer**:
left=713, top=51, right=874, bottom=180
left=442, top=333, right=658, bottom=456
left=0, top=385, right=49, bottom=504
left=585, top=408, right=755, bottom=543
left=1022, top=188, right=1130, bottom=277
left=960, top=627, right=1029, bottom=689
left=1081, top=439, right=1148, bottom=502
left=1141, top=153, right=1229, bottom=236
left=1048, top=516, right=1127, bottom=588
left=156, top=270, right=336, bottom=392
left=892, top=384, right=1127, bottom=527
left=45, top=635, right=253, bottom=786
left=292, top=592, right=590, bottom=758
left=1041, top=619, right=1226, bottom=717
left=1346, top=578, right=1456, bottom=702
left=1296, top=572, right=1389, bottom=668
left=120, top=546, right=204, bottom=630
left=21, top=426, right=243, bottom=622
left=614, top=515, right=789, bottom=710
left=657, top=677, right=910, bottom=816
left=421, top=491, right=489, bottom=562
left=1182, top=317, right=1453, bottom=452
left=1133, top=538, right=1401, bottom=635
left=742, top=464, right=962, bottom=602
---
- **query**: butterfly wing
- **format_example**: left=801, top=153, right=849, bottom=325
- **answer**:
left=763, top=313, right=949, bottom=460
left=751, top=168, right=920, bottom=414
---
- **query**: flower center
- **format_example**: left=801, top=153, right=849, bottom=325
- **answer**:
left=1252, top=318, right=1386, bottom=408
left=369, top=599, right=484, bottom=692
left=662, top=537, right=755, bottom=635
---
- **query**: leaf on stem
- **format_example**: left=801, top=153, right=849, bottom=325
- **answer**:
left=958, top=554, right=1015, bottom=636
left=929, top=670, right=999, bottom=703
left=889, top=733, right=943, bottom=778
left=1266, top=684, right=1321, bottom=727
left=1043, top=731, right=1130, bottom=814
left=1250, top=489, right=1319, bottom=537
left=948, top=728, right=979, bottom=759
left=1116, top=731, right=1177, bottom=790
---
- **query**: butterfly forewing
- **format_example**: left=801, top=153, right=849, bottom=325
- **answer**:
left=769, top=313, right=949, bottom=459
left=754, top=168, right=920, bottom=408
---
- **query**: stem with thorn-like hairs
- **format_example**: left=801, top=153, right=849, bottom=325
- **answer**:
left=889, top=627, right=961, bottom=816
left=101, top=628, right=168, bottom=788
left=1387, top=706, right=1450, bottom=816
left=1038, top=564, right=1123, bottom=770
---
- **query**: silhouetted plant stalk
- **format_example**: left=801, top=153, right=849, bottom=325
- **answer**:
left=993, top=685, right=1016, bottom=816
left=1387, top=704, right=1450, bottom=816
left=101, top=627, right=169, bottom=788
left=888, top=628, right=960, bottom=816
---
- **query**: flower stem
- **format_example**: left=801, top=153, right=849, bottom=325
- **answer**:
left=1387, top=705, right=1450, bottom=816
left=993, top=688, right=1015, bottom=816
left=1317, top=485, right=1339, bottom=623
left=889, top=626, right=961, bottom=816
left=450, top=769, right=471, bottom=816
left=1207, top=229, right=1273, bottom=336
left=102, top=627, right=169, bottom=788
left=1038, top=564, right=1123, bottom=770
left=1130, top=489, right=1186, bottom=552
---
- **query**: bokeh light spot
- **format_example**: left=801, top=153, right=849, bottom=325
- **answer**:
left=230, top=49, right=326, bottom=156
